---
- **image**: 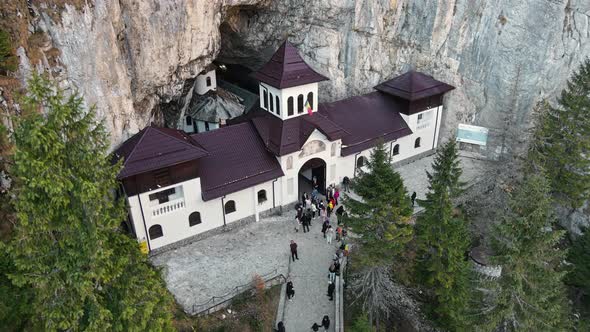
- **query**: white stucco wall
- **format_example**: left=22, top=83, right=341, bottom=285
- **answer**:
left=126, top=102, right=444, bottom=251
left=258, top=82, right=319, bottom=120
left=128, top=177, right=279, bottom=251
left=195, top=69, right=217, bottom=95
left=277, top=130, right=342, bottom=205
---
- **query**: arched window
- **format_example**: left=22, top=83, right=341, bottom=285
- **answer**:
left=287, top=97, right=294, bottom=116
left=356, top=156, right=366, bottom=169
left=297, top=94, right=304, bottom=114
left=225, top=200, right=236, bottom=214
left=257, top=190, right=267, bottom=204
left=269, top=93, right=274, bottom=112
left=393, top=144, right=400, bottom=156
left=206, top=76, right=212, bottom=87
left=275, top=95, right=280, bottom=115
left=189, top=212, right=201, bottom=227
left=307, top=92, right=314, bottom=111
left=148, top=225, right=163, bottom=239
left=263, top=90, right=268, bottom=109
left=414, top=137, right=421, bottom=148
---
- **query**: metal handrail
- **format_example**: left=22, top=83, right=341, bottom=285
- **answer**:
left=190, top=268, right=287, bottom=316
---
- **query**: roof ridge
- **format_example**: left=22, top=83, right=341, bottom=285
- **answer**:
left=154, top=127, right=208, bottom=154
left=122, top=127, right=149, bottom=167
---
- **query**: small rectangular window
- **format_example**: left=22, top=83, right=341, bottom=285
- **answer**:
left=205, top=122, right=210, bottom=132
left=186, top=116, right=192, bottom=126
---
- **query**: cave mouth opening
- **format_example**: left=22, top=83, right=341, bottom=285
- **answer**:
left=160, top=5, right=271, bottom=132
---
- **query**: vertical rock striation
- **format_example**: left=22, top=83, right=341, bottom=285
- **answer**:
left=18, top=0, right=590, bottom=151
left=219, top=0, right=590, bottom=154
left=28, top=0, right=265, bottom=147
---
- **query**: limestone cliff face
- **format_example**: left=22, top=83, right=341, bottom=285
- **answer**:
left=26, top=0, right=264, bottom=147
left=219, top=0, right=590, bottom=155
left=23, top=0, right=590, bottom=151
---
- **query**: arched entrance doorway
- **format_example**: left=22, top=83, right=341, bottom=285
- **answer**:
left=298, top=158, right=326, bottom=199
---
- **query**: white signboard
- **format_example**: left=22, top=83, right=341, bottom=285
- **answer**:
left=456, top=124, right=489, bottom=146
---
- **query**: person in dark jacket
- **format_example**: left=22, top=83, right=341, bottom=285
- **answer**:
left=302, top=213, right=311, bottom=233
left=286, top=280, right=295, bottom=300
left=327, top=281, right=335, bottom=301
left=322, top=315, right=330, bottom=331
left=277, top=321, right=285, bottom=332
left=342, top=176, right=350, bottom=192
left=411, top=191, right=417, bottom=207
left=290, top=240, right=299, bottom=261
left=311, top=323, right=320, bottom=331
left=321, top=219, right=329, bottom=238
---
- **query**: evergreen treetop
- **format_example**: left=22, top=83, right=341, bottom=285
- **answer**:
left=344, top=142, right=413, bottom=266
left=415, top=139, right=471, bottom=330
left=529, top=59, right=590, bottom=209
left=484, top=172, right=570, bottom=331
left=7, top=75, right=174, bottom=331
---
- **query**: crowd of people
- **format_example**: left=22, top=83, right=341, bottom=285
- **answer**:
left=278, top=181, right=350, bottom=332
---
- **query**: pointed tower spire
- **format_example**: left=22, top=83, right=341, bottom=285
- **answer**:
left=251, top=40, right=328, bottom=89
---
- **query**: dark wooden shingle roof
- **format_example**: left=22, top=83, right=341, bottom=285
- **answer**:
left=319, top=91, right=413, bottom=156
left=374, top=70, right=455, bottom=101
left=114, top=126, right=208, bottom=179
left=251, top=41, right=329, bottom=89
left=191, top=122, right=284, bottom=201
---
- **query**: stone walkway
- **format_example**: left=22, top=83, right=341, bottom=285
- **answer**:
left=282, top=213, right=338, bottom=332
left=150, top=153, right=490, bottom=329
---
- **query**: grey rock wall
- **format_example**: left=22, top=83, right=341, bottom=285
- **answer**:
left=219, top=0, right=590, bottom=153
left=29, top=0, right=265, bottom=147
left=24, top=0, right=590, bottom=151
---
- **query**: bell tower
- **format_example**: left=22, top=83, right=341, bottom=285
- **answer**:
left=251, top=41, right=328, bottom=120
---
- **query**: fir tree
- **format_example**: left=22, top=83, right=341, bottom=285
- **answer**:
left=344, top=142, right=413, bottom=266
left=414, top=139, right=471, bottom=330
left=529, top=59, right=590, bottom=209
left=7, top=75, right=175, bottom=331
left=483, top=172, right=570, bottom=331
left=567, top=228, right=590, bottom=306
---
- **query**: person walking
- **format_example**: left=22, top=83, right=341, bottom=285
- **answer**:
left=326, top=225, right=334, bottom=244
left=321, top=219, right=329, bottom=238
left=327, top=281, right=335, bottom=301
left=336, top=225, right=343, bottom=242
left=311, top=201, right=317, bottom=219
left=302, top=212, right=311, bottom=233
left=286, top=280, right=295, bottom=301
left=294, top=215, right=300, bottom=232
left=411, top=191, right=417, bottom=207
left=319, top=202, right=326, bottom=220
left=311, top=323, right=321, bottom=331
left=290, top=240, right=299, bottom=261
left=305, top=196, right=312, bottom=210
left=326, top=201, right=333, bottom=218
left=322, top=315, right=330, bottom=331
left=334, top=188, right=340, bottom=206
left=342, top=176, right=350, bottom=192
left=328, top=263, right=336, bottom=283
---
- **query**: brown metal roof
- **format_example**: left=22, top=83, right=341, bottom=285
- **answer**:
left=190, top=122, right=284, bottom=201
left=251, top=40, right=329, bottom=89
left=232, top=108, right=347, bottom=156
left=374, top=70, right=455, bottom=101
left=114, top=126, right=208, bottom=179
left=318, top=91, right=413, bottom=156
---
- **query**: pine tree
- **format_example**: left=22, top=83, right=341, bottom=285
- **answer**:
left=530, top=59, right=590, bottom=210
left=483, top=172, right=570, bottom=331
left=7, top=75, right=175, bottom=331
left=414, top=139, right=471, bottom=330
left=344, top=142, right=413, bottom=266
